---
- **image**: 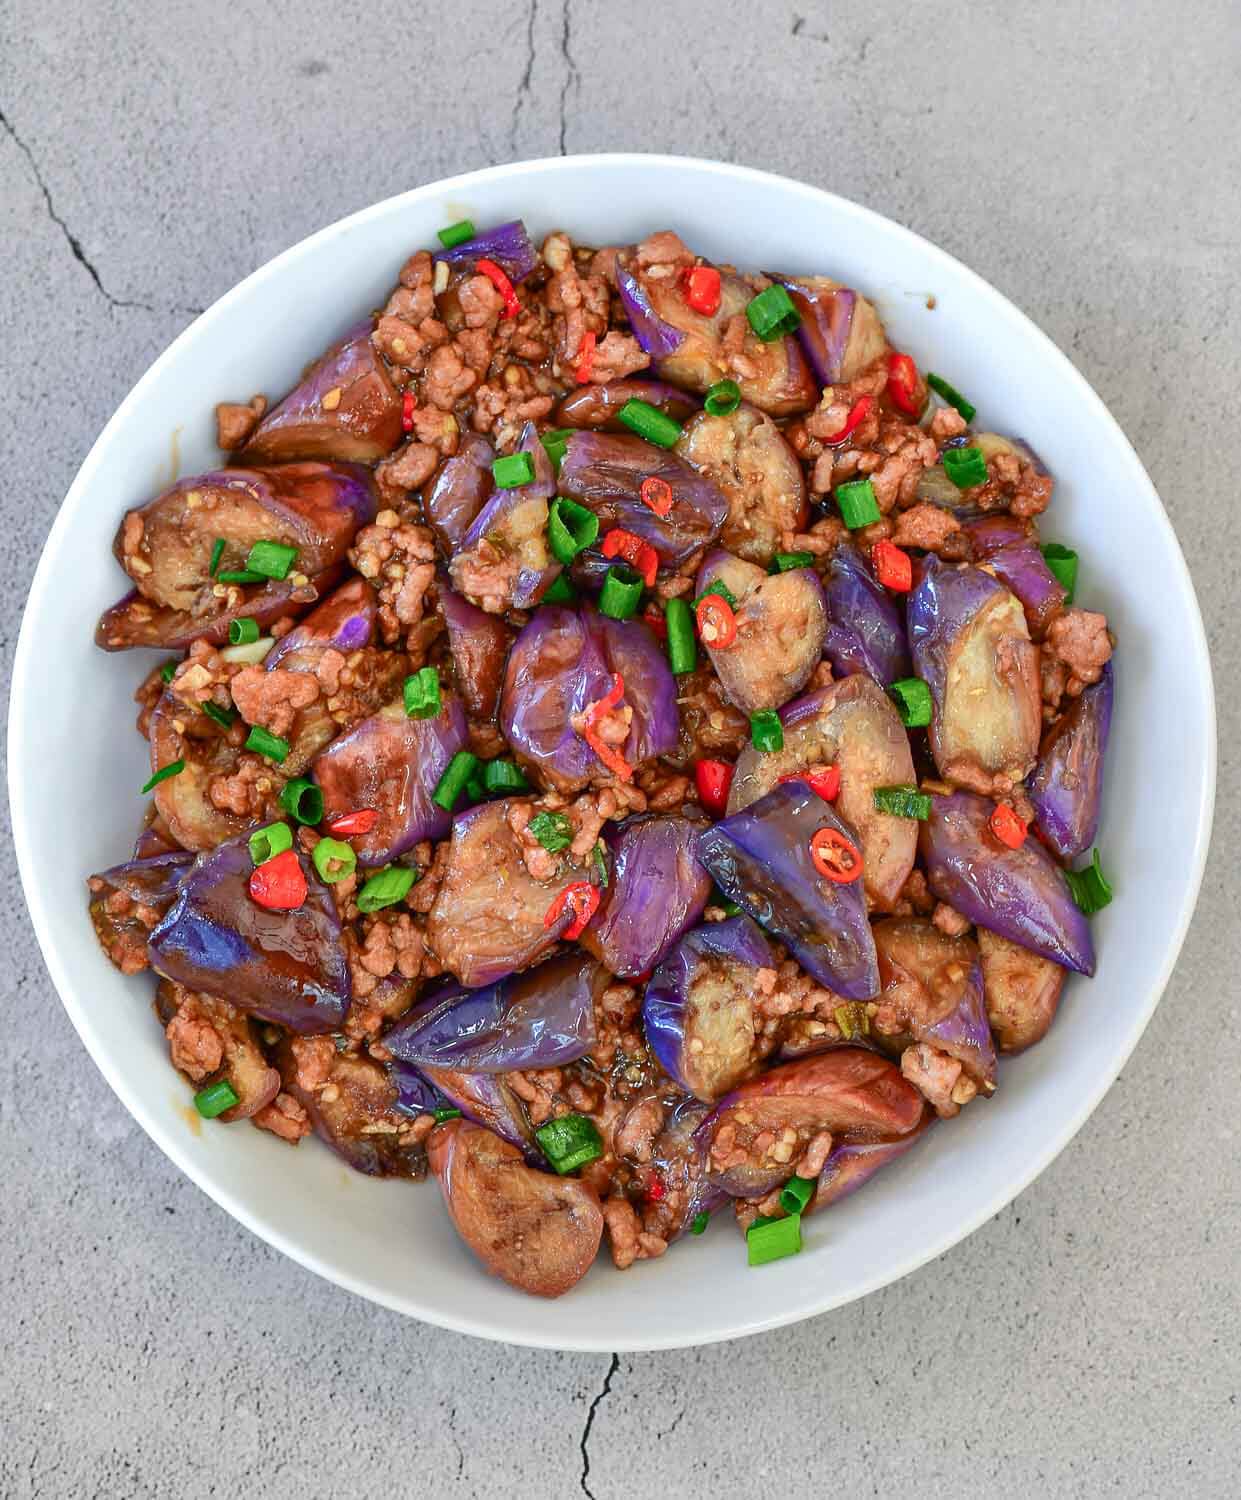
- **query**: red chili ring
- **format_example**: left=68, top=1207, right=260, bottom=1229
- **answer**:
left=695, top=593, right=737, bottom=649
left=543, top=881, right=601, bottom=940
left=639, top=475, right=673, bottom=517
left=809, top=827, right=863, bottom=884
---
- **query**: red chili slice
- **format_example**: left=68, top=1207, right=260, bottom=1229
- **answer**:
left=643, top=604, right=668, bottom=640
left=885, top=352, right=923, bottom=418
left=871, top=539, right=913, bottom=592
left=681, top=265, right=721, bottom=317
left=327, top=809, right=378, bottom=837
left=475, top=257, right=521, bottom=319
left=695, top=593, right=737, bottom=649
left=781, top=766, right=841, bottom=803
left=582, top=673, right=633, bottom=781
left=989, top=803, right=1028, bottom=850
left=809, top=827, right=863, bottom=884
left=574, top=330, right=597, bottom=384
left=401, top=391, right=416, bottom=433
left=645, top=1171, right=666, bottom=1202
left=818, top=393, right=874, bottom=446
left=601, top=527, right=658, bottom=587
left=248, top=847, right=308, bottom=911
left=639, top=475, right=673, bottom=518
left=543, top=881, right=601, bottom=940
left=695, top=758, right=734, bottom=818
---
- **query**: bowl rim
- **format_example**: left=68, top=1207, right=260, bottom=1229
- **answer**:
left=9, top=152, right=1217, bottom=1350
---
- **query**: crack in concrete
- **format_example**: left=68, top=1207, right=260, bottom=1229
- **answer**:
left=0, top=104, right=203, bottom=318
left=557, top=0, right=578, bottom=155
left=578, top=1352, right=619, bottom=1499
left=509, top=0, right=539, bottom=154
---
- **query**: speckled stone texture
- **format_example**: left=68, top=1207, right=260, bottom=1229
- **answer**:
left=2, top=2, right=1238, bottom=1495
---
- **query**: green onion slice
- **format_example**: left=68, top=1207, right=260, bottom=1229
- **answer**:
left=201, top=701, right=236, bottom=729
left=770, top=551, right=815, bottom=573
left=432, top=750, right=480, bottom=813
left=689, top=1211, right=711, bottom=1235
left=194, top=1080, right=238, bottom=1119
left=542, top=573, right=577, bottom=605
left=245, top=540, right=298, bottom=580
left=834, top=1001, right=871, bottom=1040
left=1042, top=543, right=1079, bottom=604
left=437, top=219, right=475, bottom=249
left=249, top=822, right=293, bottom=865
left=492, top=451, right=536, bottom=489
left=433, top=1106, right=463, bottom=1122
left=704, top=379, right=742, bottom=416
left=617, top=398, right=682, bottom=449
left=279, top=777, right=324, bottom=825
left=141, top=759, right=185, bottom=794
left=779, top=1176, right=816, bottom=1216
left=528, top=811, right=573, bottom=853
left=312, top=836, right=357, bottom=885
left=403, top=665, right=442, bottom=720
left=229, top=617, right=260, bottom=646
left=540, top=428, right=574, bottom=471
left=943, top=445, right=989, bottom=489
left=747, top=1212, right=802, bottom=1265
left=1065, top=848, right=1113, bottom=915
left=835, top=478, right=881, bottom=529
left=535, top=1114, right=604, bottom=1175
left=482, top=758, right=529, bottom=793
left=216, top=570, right=265, bottom=585
left=665, top=597, right=697, bottom=675
left=593, top=841, right=609, bottom=887
left=599, top=565, right=644, bottom=619
left=872, top=784, right=932, bottom=820
left=356, top=865, right=418, bottom=913
left=887, top=678, right=933, bottom=728
left=160, top=660, right=179, bottom=684
left=750, top=710, right=784, bottom=753
left=548, top=496, right=599, bottom=563
left=245, top=725, right=290, bottom=763
left=208, top=538, right=226, bottom=577
left=745, top=284, right=800, bottom=342
left=925, top=373, right=977, bottom=423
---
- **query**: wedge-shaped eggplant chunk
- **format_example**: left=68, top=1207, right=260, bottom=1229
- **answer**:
left=1027, top=662, right=1113, bottom=860
left=428, top=1119, right=603, bottom=1298
left=88, top=850, right=193, bottom=972
left=977, top=929, right=1066, bottom=1053
left=770, top=275, right=888, bottom=385
left=806, top=1114, right=933, bottom=1214
left=555, top=378, right=700, bottom=431
left=155, top=980, right=281, bottom=1121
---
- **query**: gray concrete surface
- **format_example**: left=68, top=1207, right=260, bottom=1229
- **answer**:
left=2, top=1, right=1239, bottom=1495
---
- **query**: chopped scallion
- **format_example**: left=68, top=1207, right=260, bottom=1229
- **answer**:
left=492, top=451, right=535, bottom=488
left=1065, top=848, right=1113, bottom=915
left=704, top=378, right=742, bottom=416
left=433, top=1106, right=463, bottom=1122
left=528, top=811, right=573, bottom=853
left=208, top=538, right=226, bottom=577
left=872, top=784, right=932, bottom=820
left=249, top=822, right=293, bottom=865
left=245, top=725, right=290, bottom=763
left=689, top=1211, right=711, bottom=1235
left=943, top=445, right=988, bottom=489
left=548, top=496, right=599, bottom=563
left=245, top=539, right=298, bottom=580
left=665, top=597, right=697, bottom=675
left=482, top=758, right=529, bottom=793
left=542, top=573, right=577, bottom=605
left=193, top=1080, right=238, bottom=1119
left=356, top=865, right=418, bottom=913
left=593, top=840, right=609, bottom=887
left=1042, top=543, right=1079, bottom=603
left=229, top=617, right=260, bottom=646
left=403, top=665, right=442, bottom=719
left=887, top=678, right=933, bottom=728
left=540, top=428, right=574, bottom=471
left=437, top=219, right=475, bottom=249
left=599, top=565, right=644, bottom=619
left=201, top=701, right=236, bottom=729
left=617, top=398, right=682, bottom=449
left=160, top=660, right=179, bottom=684
left=312, top=836, right=357, bottom=885
left=745, top=284, right=800, bottom=342
left=834, top=1001, right=871, bottom=1040
left=535, top=1114, right=604, bottom=1175
left=925, top=373, right=976, bottom=423
left=779, top=1176, right=816, bottom=1216
left=835, top=478, right=881, bottom=529
left=747, top=1212, right=802, bottom=1265
left=216, top=570, right=265, bottom=585
left=432, top=750, right=479, bottom=812
left=278, top=777, right=324, bottom=825
left=141, top=759, right=185, bottom=794
left=770, top=551, right=815, bottom=573
left=750, top=710, right=784, bottom=753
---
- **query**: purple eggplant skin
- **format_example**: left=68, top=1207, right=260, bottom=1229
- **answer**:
left=388, top=1058, right=451, bottom=1118
left=425, top=797, right=591, bottom=988
left=615, top=261, right=688, bottom=360
left=264, top=575, right=376, bottom=670
left=727, top=674, right=917, bottom=912
left=241, top=322, right=402, bottom=464
left=384, top=951, right=607, bottom=1072
left=154, top=981, right=282, bottom=1122
left=806, top=1113, right=933, bottom=1215
left=821, top=543, right=911, bottom=687
left=449, top=422, right=560, bottom=611
left=499, top=605, right=679, bottom=793
left=424, top=434, right=495, bottom=555
left=555, top=379, right=700, bottom=431
left=432, top=219, right=537, bottom=284
left=312, top=693, right=469, bottom=864
left=147, top=835, right=350, bottom=1033
left=694, top=550, right=828, bottom=715
left=676, top=404, right=808, bottom=564
left=645, top=1095, right=729, bottom=1240
left=96, top=573, right=338, bottom=653
left=965, top=515, right=1066, bottom=640
left=703, top=1049, right=926, bottom=1198
left=696, top=779, right=880, bottom=999
left=147, top=691, right=251, bottom=852
left=277, top=1043, right=428, bottom=1179
left=580, top=815, right=712, bottom=979
left=88, top=851, right=194, bottom=973
left=977, top=929, right=1066, bottom=1054
left=440, top=585, right=515, bottom=723
left=416, top=1064, right=544, bottom=1161
left=871, top=918, right=997, bottom=1094
left=920, top=790, right=1096, bottom=975
left=557, top=431, right=728, bottom=570
left=643, top=915, right=776, bottom=1101
left=770, top=275, right=889, bottom=385
left=1027, top=662, right=1113, bottom=860
left=908, top=557, right=1041, bottom=791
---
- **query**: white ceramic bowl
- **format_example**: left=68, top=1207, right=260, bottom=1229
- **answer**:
left=10, top=155, right=1215, bottom=1351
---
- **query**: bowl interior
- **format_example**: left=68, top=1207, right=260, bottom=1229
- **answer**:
left=9, top=156, right=1214, bottom=1351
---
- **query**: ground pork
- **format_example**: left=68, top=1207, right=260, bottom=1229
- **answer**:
left=214, top=395, right=267, bottom=451
left=229, top=665, right=319, bottom=738
left=1044, top=608, right=1112, bottom=694
left=969, top=448, right=1054, bottom=518
left=252, top=1092, right=311, bottom=1143
left=348, top=513, right=437, bottom=645
left=890, top=501, right=970, bottom=558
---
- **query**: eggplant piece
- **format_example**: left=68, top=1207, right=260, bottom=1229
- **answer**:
left=449, top=422, right=560, bottom=612
left=424, top=434, right=495, bottom=555
left=1027, top=662, right=1113, bottom=860
left=770, top=275, right=888, bottom=385
left=431, top=219, right=538, bottom=284
left=726, top=674, right=917, bottom=911
left=427, top=1118, right=604, bottom=1298
left=821, top=543, right=912, bottom=687
left=703, top=1049, right=925, bottom=1198
left=241, top=323, right=402, bottom=464
left=440, top=586, right=514, bottom=724
left=311, top=693, right=468, bottom=865
left=263, top=575, right=376, bottom=669
left=148, top=834, right=350, bottom=1033
left=88, top=851, right=194, bottom=973
left=694, top=550, right=828, bottom=715
left=425, top=797, right=591, bottom=988
left=977, top=928, right=1066, bottom=1053
left=806, top=1114, right=933, bottom=1214
left=917, top=432, right=1051, bottom=516
left=147, top=690, right=250, bottom=852
left=155, top=980, right=281, bottom=1121
left=920, top=790, right=1095, bottom=974
left=964, top=515, right=1066, bottom=639
left=275, top=1042, right=427, bottom=1177
left=621, top=261, right=817, bottom=416
left=555, top=379, right=701, bottom=431
left=675, top=404, right=807, bottom=563
left=696, top=779, right=880, bottom=999
left=643, top=915, right=776, bottom=1101
left=557, top=431, right=728, bottom=570
left=385, top=951, right=607, bottom=1072
left=580, top=815, right=712, bottom=978
left=908, top=558, right=1041, bottom=791
left=499, top=604, right=678, bottom=793
left=416, top=1064, right=542, bottom=1159
left=871, top=918, right=997, bottom=1095
left=96, top=573, right=336, bottom=653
